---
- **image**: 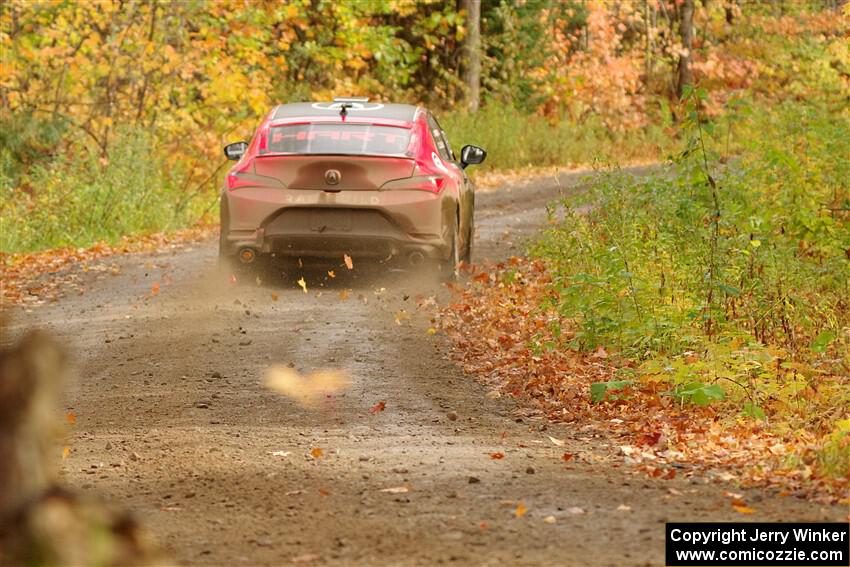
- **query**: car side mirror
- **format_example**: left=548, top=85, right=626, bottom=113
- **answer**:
left=460, top=145, right=486, bottom=168
left=224, top=141, right=248, bottom=161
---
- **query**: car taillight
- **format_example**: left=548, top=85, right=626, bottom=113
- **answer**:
left=226, top=159, right=254, bottom=190
left=257, top=123, right=270, bottom=154
left=425, top=176, right=446, bottom=193
left=382, top=175, right=445, bottom=193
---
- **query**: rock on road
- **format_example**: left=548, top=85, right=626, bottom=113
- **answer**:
left=4, top=169, right=842, bottom=566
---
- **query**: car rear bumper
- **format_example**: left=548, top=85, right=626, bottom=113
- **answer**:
left=221, top=187, right=452, bottom=261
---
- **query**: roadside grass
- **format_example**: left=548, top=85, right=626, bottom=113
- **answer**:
left=442, top=104, right=675, bottom=172
left=0, top=126, right=212, bottom=254
left=532, top=99, right=850, bottom=482
left=441, top=98, right=849, bottom=497
left=1, top=104, right=673, bottom=255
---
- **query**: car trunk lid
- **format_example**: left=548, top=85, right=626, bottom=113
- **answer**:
left=253, top=156, right=415, bottom=191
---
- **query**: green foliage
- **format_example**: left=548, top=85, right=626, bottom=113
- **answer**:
left=441, top=104, right=672, bottom=172
left=0, top=112, right=67, bottom=192
left=590, top=379, right=633, bottom=403
left=531, top=99, right=849, bottom=431
left=0, top=128, right=205, bottom=253
left=666, top=382, right=725, bottom=407
left=817, top=419, right=850, bottom=479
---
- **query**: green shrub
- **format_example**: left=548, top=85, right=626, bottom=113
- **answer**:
left=531, top=98, right=849, bottom=429
left=440, top=104, right=673, bottom=172
left=0, top=127, right=208, bottom=253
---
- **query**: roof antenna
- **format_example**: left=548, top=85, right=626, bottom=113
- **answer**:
left=339, top=103, right=351, bottom=121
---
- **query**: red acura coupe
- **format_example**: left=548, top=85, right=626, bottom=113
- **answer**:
left=220, top=98, right=486, bottom=279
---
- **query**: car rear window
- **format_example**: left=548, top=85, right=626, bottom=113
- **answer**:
left=264, top=124, right=412, bottom=156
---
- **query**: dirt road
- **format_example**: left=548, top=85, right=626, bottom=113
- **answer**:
left=5, top=170, right=844, bottom=566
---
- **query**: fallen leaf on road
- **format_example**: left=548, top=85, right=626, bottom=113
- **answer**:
left=318, top=488, right=330, bottom=496
left=732, top=504, right=756, bottom=514
left=151, top=282, right=160, bottom=296
left=228, top=274, right=237, bottom=285
left=427, top=327, right=437, bottom=335
left=62, top=446, right=70, bottom=459
left=616, top=504, right=632, bottom=512
left=567, top=507, right=585, bottom=515
left=490, top=452, right=505, bottom=460
left=379, top=486, right=409, bottom=494
left=271, top=292, right=279, bottom=301
left=310, top=448, right=324, bottom=459
left=561, top=452, right=574, bottom=461
left=547, top=435, right=565, bottom=447
left=369, top=400, right=386, bottom=414
left=291, top=553, right=320, bottom=564
left=344, top=254, right=353, bottom=270
left=394, top=310, right=410, bottom=325
left=263, top=366, right=349, bottom=408
left=65, top=412, right=77, bottom=425
left=269, top=451, right=291, bottom=457
left=514, top=501, right=527, bottom=518
left=543, top=515, right=556, bottom=524
left=297, top=277, right=308, bottom=293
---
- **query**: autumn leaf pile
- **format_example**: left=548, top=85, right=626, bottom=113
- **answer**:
left=439, top=258, right=848, bottom=503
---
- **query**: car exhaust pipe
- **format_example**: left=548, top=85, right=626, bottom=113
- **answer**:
left=408, top=251, right=425, bottom=267
left=238, top=247, right=257, bottom=264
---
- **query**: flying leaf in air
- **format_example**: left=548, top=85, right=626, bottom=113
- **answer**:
left=311, top=447, right=324, bottom=459
left=344, top=254, right=353, bottom=270
left=297, top=277, right=308, bottom=293
left=514, top=501, right=527, bottom=518
left=369, top=400, right=386, bottom=414
left=151, top=282, right=160, bottom=296
left=263, top=366, right=349, bottom=408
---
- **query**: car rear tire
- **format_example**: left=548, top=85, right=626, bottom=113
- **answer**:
left=461, top=216, right=473, bottom=265
left=439, top=219, right=461, bottom=282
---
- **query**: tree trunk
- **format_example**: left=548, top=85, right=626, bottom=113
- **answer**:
left=462, top=0, right=481, bottom=113
left=676, top=0, right=695, bottom=99
left=725, top=0, right=736, bottom=25
left=644, top=0, right=652, bottom=85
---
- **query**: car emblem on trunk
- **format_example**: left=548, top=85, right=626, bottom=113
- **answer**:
left=325, top=169, right=341, bottom=185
